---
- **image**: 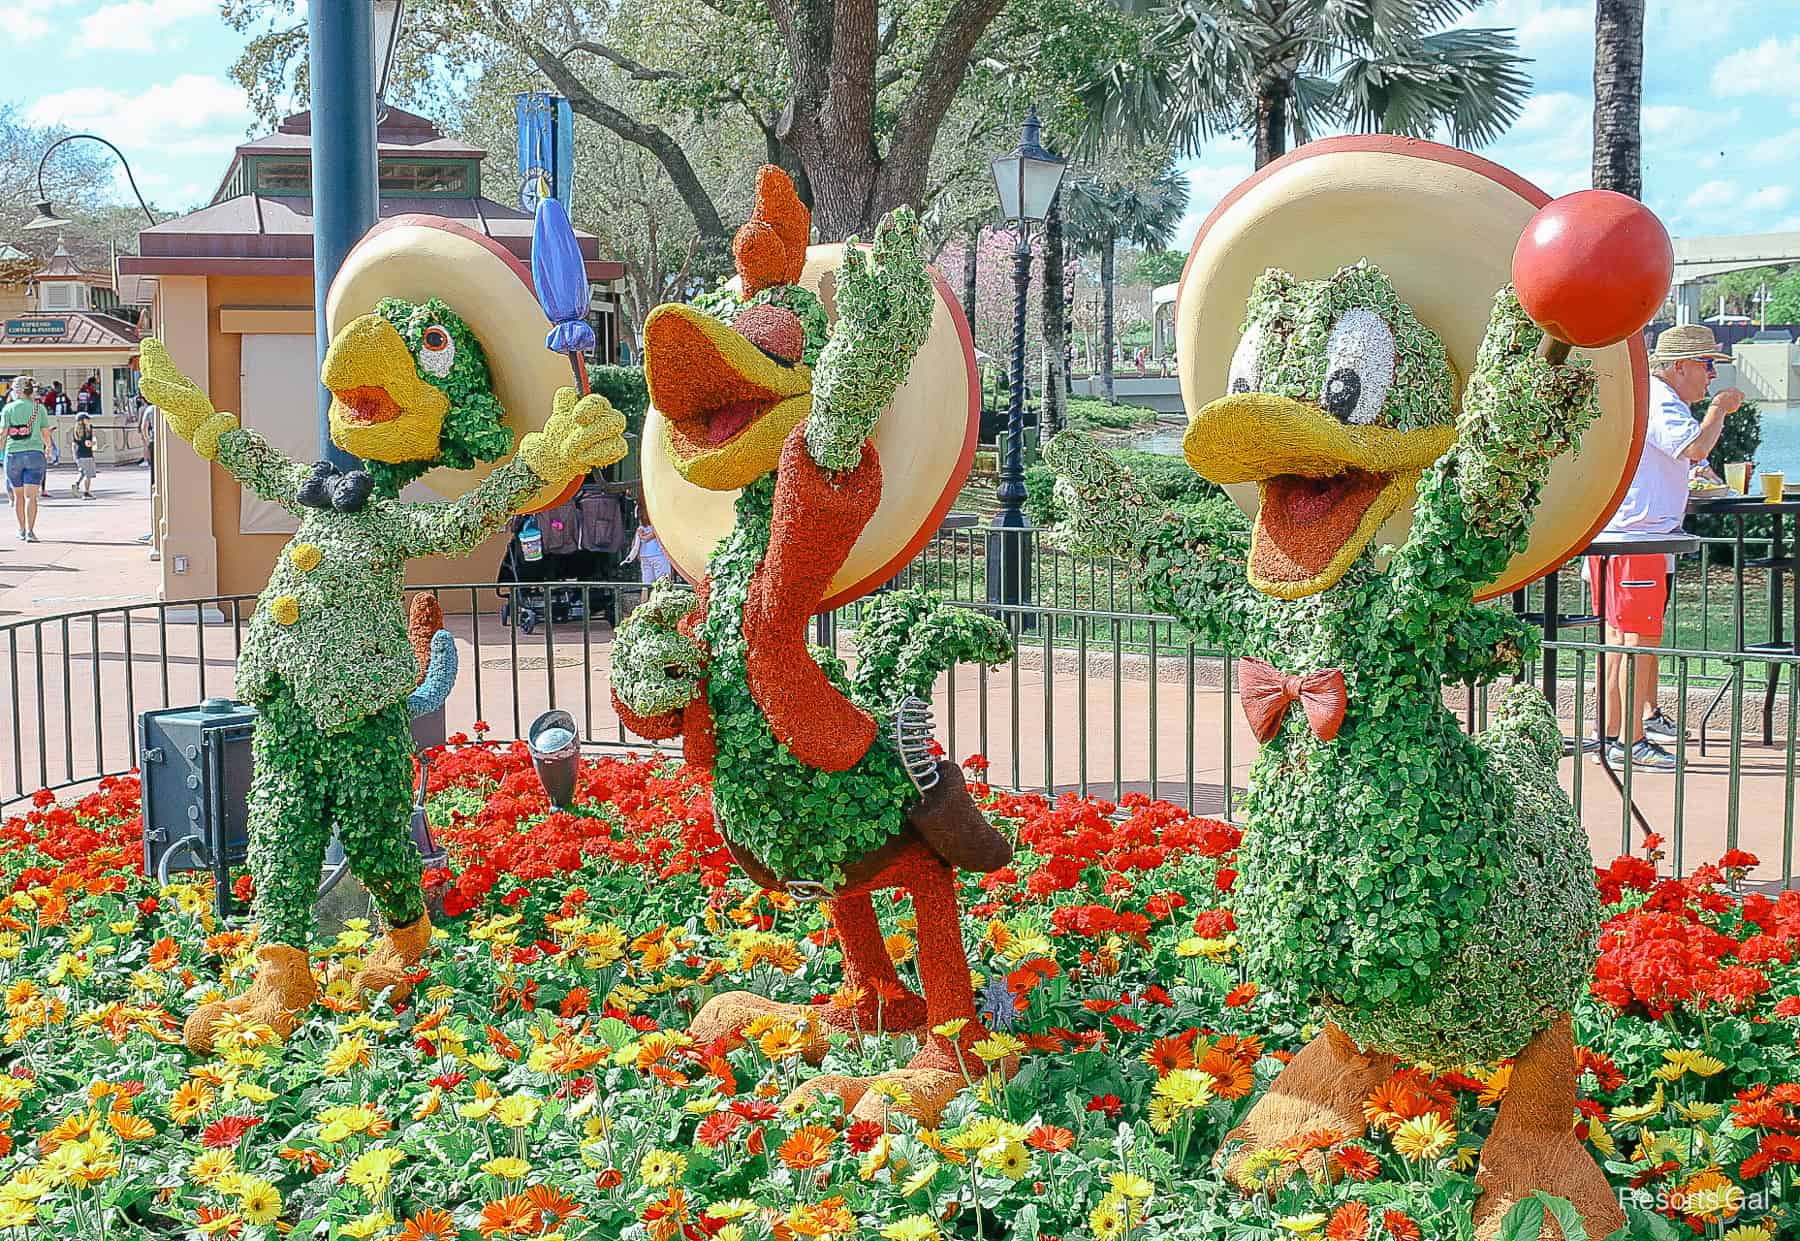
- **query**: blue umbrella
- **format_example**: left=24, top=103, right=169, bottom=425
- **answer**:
left=531, top=196, right=594, bottom=394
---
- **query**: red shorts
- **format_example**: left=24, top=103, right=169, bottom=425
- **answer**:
left=1584, top=554, right=1670, bottom=637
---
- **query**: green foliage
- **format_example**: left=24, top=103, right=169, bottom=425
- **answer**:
left=697, top=478, right=918, bottom=887
left=848, top=589, right=1014, bottom=717
left=588, top=364, right=650, bottom=423
left=1126, top=247, right=1186, bottom=288
left=1046, top=279, right=1605, bottom=1065
left=806, top=210, right=937, bottom=470
left=1764, top=268, right=1800, bottom=323
left=246, top=683, right=421, bottom=944
left=611, top=579, right=708, bottom=717
left=1064, top=397, right=1159, bottom=430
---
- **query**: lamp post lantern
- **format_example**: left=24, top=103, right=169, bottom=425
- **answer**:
left=26, top=134, right=157, bottom=231
left=985, top=106, right=1065, bottom=615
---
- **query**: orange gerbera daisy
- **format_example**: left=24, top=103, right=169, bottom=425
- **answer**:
left=397, top=1208, right=458, bottom=1241
left=1142, top=1035, right=1196, bottom=1075
left=777, top=1124, right=837, bottom=1171
left=1362, top=1069, right=1453, bottom=1133
left=477, top=1193, right=539, bottom=1238
left=1323, top=1201, right=1369, bottom=1241
left=1197, top=1046, right=1256, bottom=1100
left=1381, top=1209, right=1422, bottom=1241
left=526, top=1185, right=581, bottom=1225
left=1329, top=1144, right=1381, bottom=1182
left=1027, top=1124, right=1075, bottom=1153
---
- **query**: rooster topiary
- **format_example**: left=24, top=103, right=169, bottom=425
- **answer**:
left=610, top=167, right=1014, bottom=1124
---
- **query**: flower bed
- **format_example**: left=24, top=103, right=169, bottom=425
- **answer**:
left=0, top=737, right=1794, bottom=1239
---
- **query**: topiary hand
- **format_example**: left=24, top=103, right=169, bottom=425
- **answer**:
left=1040, top=430, right=1159, bottom=557
left=140, top=339, right=240, bottom=459
left=805, top=207, right=936, bottom=471
left=515, top=387, right=628, bottom=507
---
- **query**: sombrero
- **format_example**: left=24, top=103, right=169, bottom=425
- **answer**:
left=642, top=245, right=980, bottom=610
left=1177, top=135, right=1649, bottom=600
left=325, top=214, right=569, bottom=499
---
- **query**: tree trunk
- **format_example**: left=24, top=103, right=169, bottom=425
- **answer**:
left=1100, top=236, right=1116, bottom=404
left=1040, top=192, right=1068, bottom=435
left=962, top=226, right=980, bottom=340
left=1253, top=78, right=1290, bottom=169
left=1592, top=0, right=1646, bottom=199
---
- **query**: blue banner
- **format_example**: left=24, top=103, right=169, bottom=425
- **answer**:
left=515, top=92, right=574, bottom=211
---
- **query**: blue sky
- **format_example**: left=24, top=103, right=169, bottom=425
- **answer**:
left=3, top=0, right=1797, bottom=247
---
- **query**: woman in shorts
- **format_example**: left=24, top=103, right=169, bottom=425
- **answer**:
left=4, top=377, right=51, bottom=542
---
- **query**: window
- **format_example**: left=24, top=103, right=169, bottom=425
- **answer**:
left=40, top=283, right=82, bottom=311
left=378, top=161, right=472, bottom=195
left=253, top=160, right=312, bottom=194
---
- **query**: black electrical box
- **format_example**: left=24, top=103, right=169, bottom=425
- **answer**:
left=139, top=698, right=258, bottom=917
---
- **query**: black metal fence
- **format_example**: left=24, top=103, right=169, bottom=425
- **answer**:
left=3, top=557, right=1795, bottom=888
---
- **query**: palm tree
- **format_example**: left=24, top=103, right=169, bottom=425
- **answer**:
left=1082, top=0, right=1531, bottom=169
left=1592, top=0, right=1645, bottom=199
left=1066, top=167, right=1191, bottom=402
left=1041, top=190, right=1070, bottom=434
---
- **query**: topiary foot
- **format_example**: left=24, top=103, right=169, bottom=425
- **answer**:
left=1472, top=1016, right=1625, bottom=1241
left=185, top=944, right=319, bottom=1056
left=350, top=914, right=433, bottom=1006
left=1217, top=1022, right=1397, bottom=1190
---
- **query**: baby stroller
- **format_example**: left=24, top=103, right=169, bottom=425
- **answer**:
left=498, top=482, right=631, bottom=633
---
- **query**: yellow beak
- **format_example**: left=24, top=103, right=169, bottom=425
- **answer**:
left=1184, top=392, right=1456, bottom=599
left=644, top=304, right=813, bottom=491
left=322, top=314, right=452, bottom=464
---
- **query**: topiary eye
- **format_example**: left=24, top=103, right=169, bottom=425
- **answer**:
left=419, top=324, right=456, bottom=377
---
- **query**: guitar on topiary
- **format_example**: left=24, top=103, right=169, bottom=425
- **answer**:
left=1046, top=141, right=1668, bottom=1241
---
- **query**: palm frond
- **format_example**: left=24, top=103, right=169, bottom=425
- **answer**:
left=1331, top=25, right=1529, bottom=147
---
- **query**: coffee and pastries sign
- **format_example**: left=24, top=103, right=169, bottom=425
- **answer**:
left=3, top=318, right=70, bottom=341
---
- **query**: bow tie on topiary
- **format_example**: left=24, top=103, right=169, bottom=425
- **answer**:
left=296, top=461, right=375, bottom=514
left=1238, top=657, right=1347, bottom=743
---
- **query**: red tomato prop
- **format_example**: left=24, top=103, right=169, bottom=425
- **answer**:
left=1512, top=189, right=1672, bottom=352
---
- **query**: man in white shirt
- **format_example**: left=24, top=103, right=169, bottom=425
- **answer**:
left=1588, top=324, right=1743, bottom=769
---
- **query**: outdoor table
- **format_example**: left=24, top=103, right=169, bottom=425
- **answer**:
left=1685, top=492, right=1800, bottom=750
left=1572, top=532, right=1702, bottom=839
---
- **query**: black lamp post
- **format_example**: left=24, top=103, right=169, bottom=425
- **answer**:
left=986, top=106, right=1066, bottom=614
left=26, top=134, right=157, bottom=231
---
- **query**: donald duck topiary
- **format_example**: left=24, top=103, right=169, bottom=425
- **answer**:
left=141, top=216, right=628, bottom=1055
left=1046, top=138, right=1669, bottom=1240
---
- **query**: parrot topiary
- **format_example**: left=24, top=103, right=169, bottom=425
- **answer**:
left=141, top=282, right=627, bottom=1057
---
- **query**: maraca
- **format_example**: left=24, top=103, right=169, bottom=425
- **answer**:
left=1511, top=189, right=1673, bottom=364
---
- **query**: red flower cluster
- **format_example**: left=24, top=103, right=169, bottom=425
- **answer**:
left=1590, top=850, right=1800, bottom=1019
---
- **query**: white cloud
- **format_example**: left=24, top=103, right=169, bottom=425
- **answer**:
left=1460, top=1, right=1590, bottom=45
left=26, top=75, right=252, bottom=159
left=1684, top=179, right=1741, bottom=211
left=1711, top=36, right=1800, bottom=97
left=1511, top=91, right=1589, bottom=136
left=77, top=0, right=218, bottom=53
left=0, top=0, right=79, bottom=42
left=1745, top=186, right=1794, bottom=212
left=1747, top=129, right=1799, bottom=164
left=1174, top=155, right=1256, bottom=244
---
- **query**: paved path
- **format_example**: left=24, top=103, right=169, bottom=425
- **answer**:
left=0, top=463, right=159, bottom=622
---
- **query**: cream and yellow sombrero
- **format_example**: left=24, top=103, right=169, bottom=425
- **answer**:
left=643, top=246, right=979, bottom=609
left=1177, top=135, right=1648, bottom=599
left=325, top=214, right=570, bottom=499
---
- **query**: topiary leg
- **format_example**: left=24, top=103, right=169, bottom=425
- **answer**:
left=243, top=691, right=331, bottom=947
left=330, top=704, right=426, bottom=932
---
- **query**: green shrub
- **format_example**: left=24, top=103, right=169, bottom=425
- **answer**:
left=1690, top=395, right=1763, bottom=562
left=1064, top=397, right=1160, bottom=431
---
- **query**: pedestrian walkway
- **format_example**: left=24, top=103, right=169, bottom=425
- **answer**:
left=0, top=463, right=159, bottom=621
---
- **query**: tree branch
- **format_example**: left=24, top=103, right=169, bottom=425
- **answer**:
left=876, top=0, right=1008, bottom=212
left=484, top=0, right=729, bottom=244
left=563, top=40, right=680, bottom=82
